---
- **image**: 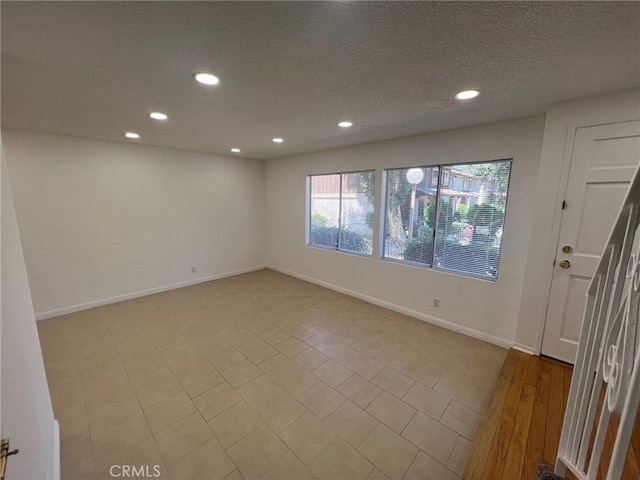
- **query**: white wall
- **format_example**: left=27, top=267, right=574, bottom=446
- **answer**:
left=1, top=136, right=58, bottom=480
left=266, top=116, right=546, bottom=347
left=8, top=92, right=635, bottom=353
left=2, top=129, right=266, bottom=318
left=515, top=89, right=640, bottom=353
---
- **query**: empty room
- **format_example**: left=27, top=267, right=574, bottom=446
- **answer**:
left=1, top=2, right=640, bottom=480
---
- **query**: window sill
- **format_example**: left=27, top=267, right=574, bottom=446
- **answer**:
left=380, top=257, right=498, bottom=282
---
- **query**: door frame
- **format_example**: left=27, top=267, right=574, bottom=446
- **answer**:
left=533, top=122, right=580, bottom=357
left=533, top=119, right=640, bottom=359
left=515, top=92, right=640, bottom=359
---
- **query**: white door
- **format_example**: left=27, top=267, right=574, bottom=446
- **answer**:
left=542, top=120, right=640, bottom=363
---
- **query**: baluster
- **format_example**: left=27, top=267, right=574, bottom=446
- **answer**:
left=566, top=273, right=602, bottom=461
left=557, top=198, right=640, bottom=480
left=576, top=245, right=619, bottom=468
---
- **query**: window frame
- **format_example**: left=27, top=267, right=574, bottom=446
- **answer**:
left=442, top=170, right=450, bottom=186
left=380, top=158, right=513, bottom=281
left=307, top=169, right=376, bottom=257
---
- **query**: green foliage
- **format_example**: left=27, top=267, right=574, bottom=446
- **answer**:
left=468, top=204, right=503, bottom=226
left=311, top=213, right=328, bottom=228
left=424, top=205, right=434, bottom=227
left=359, top=172, right=377, bottom=230
left=438, top=202, right=455, bottom=226
left=456, top=204, right=469, bottom=222
left=434, top=240, right=501, bottom=277
left=310, top=226, right=368, bottom=253
left=339, top=229, right=368, bottom=253
left=469, top=161, right=512, bottom=207
left=365, top=211, right=375, bottom=229
left=359, top=171, right=376, bottom=207
left=468, top=204, right=504, bottom=245
left=424, top=202, right=454, bottom=231
left=469, top=161, right=511, bottom=189
left=403, top=232, right=433, bottom=264
left=448, top=222, right=464, bottom=236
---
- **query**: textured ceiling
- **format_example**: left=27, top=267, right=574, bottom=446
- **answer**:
left=2, top=1, right=639, bottom=160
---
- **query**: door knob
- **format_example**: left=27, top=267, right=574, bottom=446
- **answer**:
left=559, top=259, right=571, bottom=269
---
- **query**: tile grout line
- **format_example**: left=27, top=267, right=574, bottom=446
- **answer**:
left=47, top=271, right=504, bottom=479
left=115, top=332, right=172, bottom=477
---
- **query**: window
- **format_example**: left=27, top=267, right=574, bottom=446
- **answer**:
left=382, top=159, right=512, bottom=279
left=383, top=166, right=439, bottom=265
left=308, top=170, right=375, bottom=255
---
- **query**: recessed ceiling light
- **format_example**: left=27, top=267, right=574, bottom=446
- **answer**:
left=149, top=112, right=168, bottom=120
left=455, top=90, right=480, bottom=100
left=272, top=138, right=284, bottom=143
left=125, top=132, right=140, bottom=139
left=230, top=148, right=241, bottom=153
left=194, top=72, right=220, bottom=85
left=338, top=121, right=353, bottom=128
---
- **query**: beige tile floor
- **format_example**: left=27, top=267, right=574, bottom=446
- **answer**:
left=38, top=269, right=507, bottom=480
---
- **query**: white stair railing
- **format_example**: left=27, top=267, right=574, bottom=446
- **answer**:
left=556, top=164, right=640, bottom=480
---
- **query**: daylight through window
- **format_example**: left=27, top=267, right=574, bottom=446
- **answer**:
left=383, top=159, right=512, bottom=279
left=309, top=171, right=375, bottom=256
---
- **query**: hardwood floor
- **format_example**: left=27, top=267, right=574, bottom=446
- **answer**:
left=463, top=349, right=640, bottom=480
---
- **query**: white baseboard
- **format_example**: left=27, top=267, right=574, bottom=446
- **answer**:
left=512, top=342, right=536, bottom=355
left=267, top=265, right=514, bottom=349
left=35, top=265, right=268, bottom=321
left=52, top=420, right=60, bottom=480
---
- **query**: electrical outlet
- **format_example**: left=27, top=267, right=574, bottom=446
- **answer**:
left=191, top=266, right=196, bottom=274
left=433, top=297, right=440, bottom=308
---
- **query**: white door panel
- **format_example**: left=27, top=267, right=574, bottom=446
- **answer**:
left=575, top=183, right=630, bottom=255
left=542, top=121, right=640, bottom=363
left=559, top=275, right=590, bottom=343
